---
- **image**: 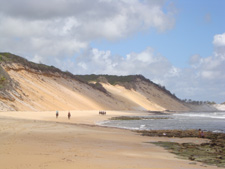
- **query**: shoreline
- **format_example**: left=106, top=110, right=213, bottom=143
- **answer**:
left=0, top=110, right=223, bottom=169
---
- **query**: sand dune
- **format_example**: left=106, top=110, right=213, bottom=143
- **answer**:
left=7, top=70, right=104, bottom=111
left=103, top=84, right=165, bottom=111
left=0, top=61, right=190, bottom=111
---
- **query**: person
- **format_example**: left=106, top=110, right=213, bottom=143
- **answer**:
left=56, top=110, right=59, bottom=118
left=201, top=130, right=205, bottom=138
left=68, top=111, right=71, bottom=120
left=198, top=129, right=201, bottom=138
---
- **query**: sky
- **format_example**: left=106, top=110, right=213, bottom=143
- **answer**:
left=0, top=0, right=225, bottom=103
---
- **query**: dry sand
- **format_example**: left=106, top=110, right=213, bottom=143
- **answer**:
left=3, top=66, right=188, bottom=111
left=102, top=84, right=165, bottom=111
left=0, top=110, right=220, bottom=169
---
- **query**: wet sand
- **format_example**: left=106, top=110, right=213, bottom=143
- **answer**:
left=0, top=111, right=220, bottom=169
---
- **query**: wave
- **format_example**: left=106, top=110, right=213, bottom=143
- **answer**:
left=174, top=112, right=225, bottom=119
left=97, top=112, right=225, bottom=133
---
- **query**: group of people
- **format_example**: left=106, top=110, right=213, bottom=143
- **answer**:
left=99, top=111, right=106, bottom=115
left=56, top=110, right=71, bottom=119
left=56, top=110, right=107, bottom=119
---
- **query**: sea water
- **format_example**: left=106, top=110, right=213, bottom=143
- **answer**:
left=98, top=111, right=225, bottom=133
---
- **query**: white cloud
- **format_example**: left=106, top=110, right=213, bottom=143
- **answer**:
left=73, top=47, right=177, bottom=85
left=32, top=54, right=43, bottom=64
left=189, top=54, right=201, bottom=67
left=213, top=32, right=225, bottom=46
left=0, top=0, right=176, bottom=66
left=72, top=32, right=225, bottom=103
left=197, top=33, right=225, bottom=80
left=167, top=32, right=225, bottom=103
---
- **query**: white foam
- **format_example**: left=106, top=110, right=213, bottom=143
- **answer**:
left=213, top=130, right=224, bottom=133
left=140, top=124, right=146, bottom=129
left=174, top=112, right=225, bottom=119
left=96, top=120, right=110, bottom=126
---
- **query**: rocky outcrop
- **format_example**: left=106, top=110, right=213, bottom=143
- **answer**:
left=137, top=129, right=225, bottom=167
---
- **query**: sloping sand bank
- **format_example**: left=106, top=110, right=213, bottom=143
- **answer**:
left=0, top=111, right=219, bottom=169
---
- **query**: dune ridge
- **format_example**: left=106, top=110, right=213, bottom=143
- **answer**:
left=0, top=53, right=219, bottom=112
left=0, top=53, right=190, bottom=111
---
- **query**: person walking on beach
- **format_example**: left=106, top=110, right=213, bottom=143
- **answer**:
left=56, top=110, right=59, bottom=118
left=68, top=111, right=71, bottom=120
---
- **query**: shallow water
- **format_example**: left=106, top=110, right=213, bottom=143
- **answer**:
left=99, top=111, right=225, bottom=133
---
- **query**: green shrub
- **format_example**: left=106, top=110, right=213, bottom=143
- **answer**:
left=0, top=75, right=6, bottom=84
left=0, top=55, right=3, bottom=61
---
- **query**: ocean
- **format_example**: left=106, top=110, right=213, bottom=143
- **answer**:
left=98, top=111, right=225, bottom=133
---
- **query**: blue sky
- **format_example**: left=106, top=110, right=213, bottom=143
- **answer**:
left=91, top=0, right=225, bottom=68
left=0, top=0, right=225, bottom=103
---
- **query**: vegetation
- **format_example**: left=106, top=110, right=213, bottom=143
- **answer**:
left=77, top=74, right=182, bottom=101
left=153, top=141, right=225, bottom=167
left=137, top=130, right=225, bottom=167
left=0, top=64, right=10, bottom=90
left=110, top=116, right=169, bottom=120
left=0, top=55, right=3, bottom=61
left=0, top=52, right=111, bottom=94
left=77, top=74, right=139, bottom=85
left=0, top=75, right=6, bottom=84
left=110, top=116, right=143, bottom=120
left=182, top=99, right=216, bottom=105
left=0, top=52, right=62, bottom=73
left=0, top=75, right=6, bottom=88
left=89, top=82, right=108, bottom=94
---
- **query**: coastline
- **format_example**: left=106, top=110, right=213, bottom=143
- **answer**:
left=0, top=110, right=222, bottom=169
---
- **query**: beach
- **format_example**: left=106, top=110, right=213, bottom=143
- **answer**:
left=0, top=110, right=220, bottom=169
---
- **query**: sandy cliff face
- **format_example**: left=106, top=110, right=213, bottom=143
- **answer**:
left=0, top=63, right=126, bottom=111
left=0, top=63, right=189, bottom=111
left=0, top=54, right=190, bottom=111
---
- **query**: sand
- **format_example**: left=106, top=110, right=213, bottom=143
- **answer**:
left=102, top=84, right=165, bottom=111
left=2, top=65, right=188, bottom=111
left=0, top=110, right=220, bottom=169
